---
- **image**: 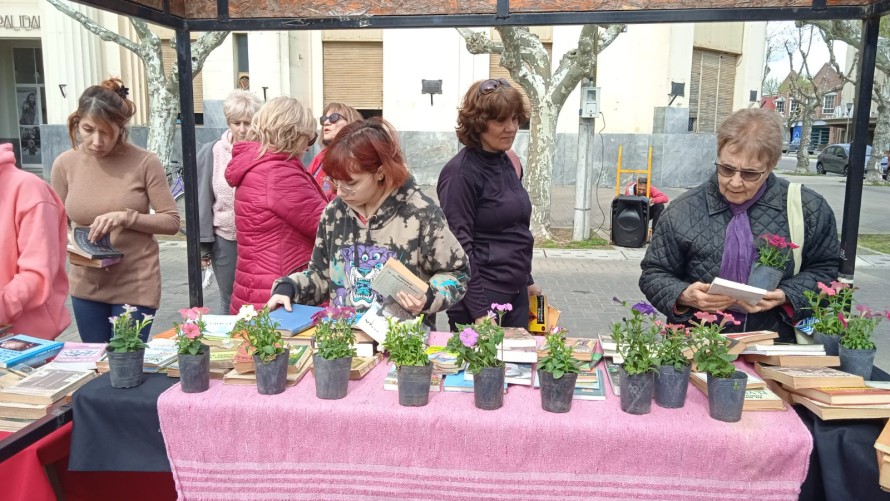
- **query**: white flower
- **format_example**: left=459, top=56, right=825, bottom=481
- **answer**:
left=236, top=304, right=258, bottom=321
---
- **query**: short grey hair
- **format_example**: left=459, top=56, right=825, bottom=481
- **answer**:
left=223, top=90, right=262, bottom=123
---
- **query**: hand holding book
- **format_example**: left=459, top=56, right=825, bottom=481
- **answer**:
left=88, top=211, right=128, bottom=243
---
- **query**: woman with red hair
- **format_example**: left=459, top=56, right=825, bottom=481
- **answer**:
left=266, top=117, right=469, bottom=326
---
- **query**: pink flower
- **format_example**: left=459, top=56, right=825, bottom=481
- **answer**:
left=490, top=303, right=513, bottom=312
left=694, top=311, right=718, bottom=323
left=182, top=322, right=201, bottom=339
left=459, top=327, right=478, bottom=347
left=817, top=282, right=837, bottom=296
left=720, top=311, right=741, bottom=326
left=829, top=281, right=849, bottom=290
left=837, top=312, right=848, bottom=329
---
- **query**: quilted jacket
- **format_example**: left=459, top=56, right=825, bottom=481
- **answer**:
left=225, top=141, right=327, bottom=314
left=639, top=173, right=839, bottom=341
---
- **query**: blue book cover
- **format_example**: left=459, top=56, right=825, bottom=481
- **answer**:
left=268, top=304, right=324, bottom=335
left=0, top=334, right=65, bottom=369
left=444, top=369, right=507, bottom=393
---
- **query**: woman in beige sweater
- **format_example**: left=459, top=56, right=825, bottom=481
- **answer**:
left=51, top=78, right=180, bottom=343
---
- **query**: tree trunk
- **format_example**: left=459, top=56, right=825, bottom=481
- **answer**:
left=867, top=101, right=889, bottom=182
left=796, top=108, right=813, bottom=173
left=527, top=99, right=557, bottom=240
left=147, top=88, right=179, bottom=172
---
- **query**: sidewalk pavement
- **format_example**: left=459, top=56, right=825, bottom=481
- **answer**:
left=56, top=185, right=890, bottom=370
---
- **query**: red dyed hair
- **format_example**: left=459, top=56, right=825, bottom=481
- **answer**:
left=323, top=117, right=409, bottom=191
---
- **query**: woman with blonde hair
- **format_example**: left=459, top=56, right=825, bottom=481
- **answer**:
left=306, top=102, right=363, bottom=199
left=51, top=78, right=179, bottom=342
left=197, top=90, right=262, bottom=314
left=225, top=96, right=326, bottom=313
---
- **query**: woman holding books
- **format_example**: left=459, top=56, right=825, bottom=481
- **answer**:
left=51, top=78, right=180, bottom=343
left=0, top=143, right=70, bottom=339
left=196, top=90, right=263, bottom=314
left=305, top=102, right=363, bottom=200
left=265, top=117, right=470, bottom=325
left=436, top=79, right=541, bottom=331
left=225, top=96, right=327, bottom=314
left=639, top=108, right=839, bottom=342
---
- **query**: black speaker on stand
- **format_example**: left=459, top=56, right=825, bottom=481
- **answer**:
left=611, top=195, right=650, bottom=248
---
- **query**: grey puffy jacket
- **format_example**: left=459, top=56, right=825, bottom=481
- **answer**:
left=639, top=173, right=839, bottom=342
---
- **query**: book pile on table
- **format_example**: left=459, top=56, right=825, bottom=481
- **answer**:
left=96, top=338, right=178, bottom=375
left=383, top=364, right=443, bottom=391
left=538, top=337, right=599, bottom=362
left=689, top=368, right=785, bottom=411
left=496, top=327, right=537, bottom=364
left=598, top=333, right=624, bottom=364
left=754, top=364, right=890, bottom=420
left=224, top=344, right=313, bottom=386
left=740, top=341, right=837, bottom=367
left=875, top=420, right=890, bottom=491
left=0, top=364, right=95, bottom=432
left=425, top=346, right=462, bottom=375
left=532, top=366, right=607, bottom=401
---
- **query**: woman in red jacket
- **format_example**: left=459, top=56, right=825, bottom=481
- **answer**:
left=225, top=96, right=326, bottom=313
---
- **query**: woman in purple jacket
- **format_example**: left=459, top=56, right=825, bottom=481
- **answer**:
left=437, top=79, right=541, bottom=330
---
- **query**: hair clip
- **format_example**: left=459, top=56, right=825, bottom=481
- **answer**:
left=116, top=86, right=130, bottom=99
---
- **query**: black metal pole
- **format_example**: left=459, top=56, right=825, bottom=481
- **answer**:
left=838, top=15, right=880, bottom=280
left=176, top=31, right=203, bottom=308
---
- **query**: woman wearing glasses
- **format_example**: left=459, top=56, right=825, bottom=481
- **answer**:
left=265, top=117, right=469, bottom=324
left=640, top=108, right=838, bottom=342
left=437, top=78, right=539, bottom=331
left=225, top=96, right=327, bottom=314
left=306, top=103, right=363, bottom=199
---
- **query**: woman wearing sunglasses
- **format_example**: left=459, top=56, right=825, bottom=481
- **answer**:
left=265, top=117, right=469, bottom=325
left=305, top=102, right=363, bottom=200
left=640, top=108, right=839, bottom=343
left=225, top=96, right=327, bottom=314
left=436, top=78, right=540, bottom=331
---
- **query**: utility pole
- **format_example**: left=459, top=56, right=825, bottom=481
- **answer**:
left=573, top=30, right=599, bottom=241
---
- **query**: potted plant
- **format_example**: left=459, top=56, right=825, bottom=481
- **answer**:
left=447, top=303, right=511, bottom=410
left=690, top=310, right=746, bottom=422
left=107, top=305, right=153, bottom=389
left=234, top=305, right=288, bottom=395
left=804, top=281, right=855, bottom=355
left=837, top=305, right=888, bottom=379
left=749, top=234, right=798, bottom=291
left=610, top=299, right=659, bottom=415
left=174, top=306, right=211, bottom=393
left=537, top=327, right=581, bottom=413
left=312, top=306, right=357, bottom=400
left=653, top=322, right=692, bottom=409
left=383, top=315, right=432, bottom=407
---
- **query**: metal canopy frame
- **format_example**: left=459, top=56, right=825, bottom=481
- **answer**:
left=0, top=0, right=885, bottom=463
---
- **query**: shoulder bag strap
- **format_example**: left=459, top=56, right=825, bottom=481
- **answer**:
left=787, top=182, right=804, bottom=275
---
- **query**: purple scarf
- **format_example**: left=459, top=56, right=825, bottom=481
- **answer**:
left=719, top=182, right=768, bottom=283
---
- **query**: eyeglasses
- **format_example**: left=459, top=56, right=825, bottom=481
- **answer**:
left=479, top=78, right=511, bottom=95
left=326, top=174, right=373, bottom=196
left=319, top=113, right=344, bottom=126
left=714, top=162, right=768, bottom=182
left=307, top=131, right=318, bottom=148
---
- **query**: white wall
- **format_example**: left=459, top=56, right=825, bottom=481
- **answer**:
left=733, top=21, right=767, bottom=111
left=201, top=33, right=235, bottom=101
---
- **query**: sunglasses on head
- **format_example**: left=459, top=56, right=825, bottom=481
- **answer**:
left=319, top=112, right=344, bottom=126
left=714, top=162, right=767, bottom=182
left=479, top=78, right=511, bottom=95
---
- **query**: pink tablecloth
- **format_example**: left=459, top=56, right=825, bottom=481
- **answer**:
left=158, top=335, right=812, bottom=501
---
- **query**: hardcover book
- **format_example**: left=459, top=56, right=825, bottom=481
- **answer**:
left=68, top=226, right=124, bottom=259
left=268, top=304, right=324, bottom=337
left=67, top=252, right=122, bottom=268
left=0, top=335, right=64, bottom=369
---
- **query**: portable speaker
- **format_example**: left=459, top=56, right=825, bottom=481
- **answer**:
left=611, top=195, right=650, bottom=248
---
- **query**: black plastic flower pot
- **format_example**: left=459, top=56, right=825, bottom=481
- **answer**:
left=538, top=370, right=578, bottom=413
left=473, top=366, right=505, bottom=410
left=707, top=371, right=748, bottom=422
left=814, top=331, right=840, bottom=356
left=254, top=348, right=289, bottom=396
left=314, top=354, right=352, bottom=400
left=654, top=364, right=691, bottom=409
left=748, top=264, right=783, bottom=291
left=178, top=346, right=210, bottom=393
left=107, top=348, right=146, bottom=389
left=397, top=363, right=434, bottom=407
left=619, top=366, right=654, bottom=415
left=839, top=345, right=875, bottom=380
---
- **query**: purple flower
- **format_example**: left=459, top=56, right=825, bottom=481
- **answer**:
left=632, top=302, right=657, bottom=316
left=459, top=327, right=478, bottom=347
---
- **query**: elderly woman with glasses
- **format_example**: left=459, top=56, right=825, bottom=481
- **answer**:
left=640, top=108, right=839, bottom=342
left=306, top=102, right=363, bottom=200
left=265, top=117, right=470, bottom=324
left=436, top=78, right=540, bottom=331
left=224, top=96, right=327, bottom=314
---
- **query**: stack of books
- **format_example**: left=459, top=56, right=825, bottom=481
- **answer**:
left=741, top=343, right=838, bottom=367
left=533, top=368, right=607, bottom=400
left=224, top=344, right=313, bottom=386
left=95, top=338, right=179, bottom=375
left=496, top=327, right=538, bottom=364
left=598, top=333, right=624, bottom=364
left=875, top=420, right=890, bottom=490
left=382, top=364, right=443, bottom=391
left=689, top=369, right=785, bottom=411
left=755, top=364, right=890, bottom=420
left=464, top=362, right=534, bottom=386
left=538, top=337, right=599, bottom=362
left=425, top=346, right=462, bottom=375
left=67, top=226, right=123, bottom=268
left=0, top=365, right=95, bottom=432
left=0, top=334, right=65, bottom=369
left=350, top=354, right=384, bottom=380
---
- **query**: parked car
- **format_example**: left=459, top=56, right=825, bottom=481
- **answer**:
left=816, top=143, right=873, bottom=177
left=786, top=138, right=815, bottom=155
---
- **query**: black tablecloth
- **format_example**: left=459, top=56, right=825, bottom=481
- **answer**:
left=798, top=367, right=890, bottom=501
left=69, top=373, right=176, bottom=472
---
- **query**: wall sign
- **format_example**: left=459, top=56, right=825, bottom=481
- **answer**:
left=1, top=15, right=40, bottom=31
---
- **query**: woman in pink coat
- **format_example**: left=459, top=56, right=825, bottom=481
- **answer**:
left=225, top=97, right=327, bottom=313
left=0, top=143, right=70, bottom=339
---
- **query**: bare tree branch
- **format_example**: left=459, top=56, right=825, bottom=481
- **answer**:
left=456, top=28, right=502, bottom=55
left=46, top=0, right=139, bottom=53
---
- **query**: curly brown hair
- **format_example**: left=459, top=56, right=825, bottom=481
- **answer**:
left=67, top=77, right=137, bottom=149
left=456, top=79, right=529, bottom=149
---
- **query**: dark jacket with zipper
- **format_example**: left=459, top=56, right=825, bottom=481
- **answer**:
left=639, top=173, right=839, bottom=342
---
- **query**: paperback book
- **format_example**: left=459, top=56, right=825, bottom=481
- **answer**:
left=0, top=335, right=64, bottom=369
left=465, top=362, right=533, bottom=386
left=707, top=277, right=766, bottom=306
left=0, top=366, right=94, bottom=405
left=755, top=365, right=865, bottom=390
left=50, top=342, right=107, bottom=371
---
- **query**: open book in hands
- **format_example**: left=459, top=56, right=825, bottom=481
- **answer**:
left=707, top=277, right=767, bottom=306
